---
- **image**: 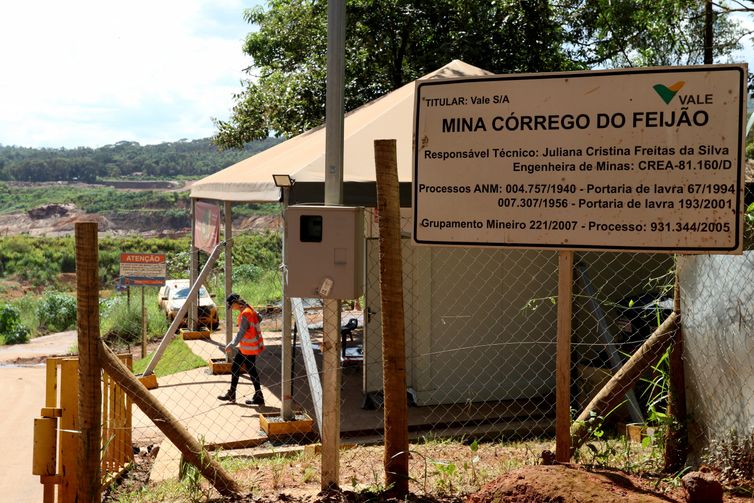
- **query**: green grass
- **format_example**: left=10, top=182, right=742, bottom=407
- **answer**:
left=11, top=295, right=41, bottom=335
left=0, top=183, right=190, bottom=214
left=233, top=270, right=283, bottom=308
left=132, top=338, right=207, bottom=377
left=100, top=294, right=169, bottom=345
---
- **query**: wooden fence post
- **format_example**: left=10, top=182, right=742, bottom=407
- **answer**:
left=374, top=139, right=409, bottom=496
left=75, top=221, right=101, bottom=503
left=664, top=271, right=687, bottom=471
left=555, top=251, right=574, bottom=462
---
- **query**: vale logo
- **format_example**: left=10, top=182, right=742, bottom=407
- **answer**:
left=653, top=81, right=685, bottom=104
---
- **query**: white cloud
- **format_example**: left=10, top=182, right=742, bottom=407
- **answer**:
left=0, top=0, right=257, bottom=148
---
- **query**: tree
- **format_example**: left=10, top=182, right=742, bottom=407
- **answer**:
left=215, top=0, right=749, bottom=150
left=213, top=0, right=576, bottom=148
left=556, top=0, right=744, bottom=68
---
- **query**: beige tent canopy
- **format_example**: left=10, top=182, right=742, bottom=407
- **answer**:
left=190, top=60, right=490, bottom=206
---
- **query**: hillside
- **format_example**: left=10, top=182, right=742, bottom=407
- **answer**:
left=0, top=181, right=280, bottom=237
left=0, top=137, right=281, bottom=182
left=0, top=137, right=282, bottom=236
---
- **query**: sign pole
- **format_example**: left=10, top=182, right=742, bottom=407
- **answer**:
left=141, top=286, right=147, bottom=359
left=555, top=250, right=574, bottom=462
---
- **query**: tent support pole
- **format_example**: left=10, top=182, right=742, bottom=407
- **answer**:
left=281, top=189, right=294, bottom=419
left=189, top=199, right=198, bottom=331
left=224, top=201, right=233, bottom=353
left=143, top=241, right=227, bottom=376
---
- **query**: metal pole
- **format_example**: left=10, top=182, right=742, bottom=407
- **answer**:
left=325, top=1, right=345, bottom=205
left=224, top=201, right=233, bottom=358
left=322, top=0, right=346, bottom=490
left=281, top=189, right=294, bottom=419
left=141, top=286, right=147, bottom=359
left=189, top=199, right=198, bottom=331
left=144, top=241, right=227, bottom=376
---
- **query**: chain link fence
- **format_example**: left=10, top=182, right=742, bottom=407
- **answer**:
left=81, top=200, right=754, bottom=498
left=679, top=227, right=754, bottom=478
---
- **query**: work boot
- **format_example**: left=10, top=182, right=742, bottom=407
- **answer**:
left=217, top=390, right=236, bottom=403
left=245, top=391, right=265, bottom=406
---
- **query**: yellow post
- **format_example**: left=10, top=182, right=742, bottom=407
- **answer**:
left=33, top=416, right=59, bottom=502
left=33, top=418, right=57, bottom=476
left=113, top=374, right=124, bottom=470
left=59, top=358, right=79, bottom=503
left=101, top=372, right=110, bottom=474
left=123, top=355, right=133, bottom=468
left=109, top=372, right=118, bottom=473
left=555, top=251, right=574, bottom=462
left=38, top=358, right=61, bottom=503
left=45, top=358, right=58, bottom=408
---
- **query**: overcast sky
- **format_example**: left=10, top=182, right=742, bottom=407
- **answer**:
left=0, top=0, right=261, bottom=149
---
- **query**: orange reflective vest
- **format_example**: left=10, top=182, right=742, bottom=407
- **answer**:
left=238, top=306, right=264, bottom=355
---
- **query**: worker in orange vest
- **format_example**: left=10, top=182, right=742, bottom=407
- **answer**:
left=217, top=293, right=265, bottom=406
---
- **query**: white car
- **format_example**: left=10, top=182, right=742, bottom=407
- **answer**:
left=158, top=279, right=219, bottom=330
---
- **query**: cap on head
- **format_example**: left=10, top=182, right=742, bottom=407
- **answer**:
left=226, top=293, right=241, bottom=308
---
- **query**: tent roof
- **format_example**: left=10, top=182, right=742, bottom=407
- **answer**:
left=190, top=60, right=491, bottom=205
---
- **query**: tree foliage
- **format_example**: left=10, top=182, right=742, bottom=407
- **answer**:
left=35, top=292, right=77, bottom=333
left=558, top=0, right=745, bottom=67
left=215, top=0, right=747, bottom=149
left=214, top=0, right=576, bottom=147
left=0, top=304, right=30, bottom=344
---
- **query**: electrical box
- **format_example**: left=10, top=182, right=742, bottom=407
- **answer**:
left=286, top=205, right=364, bottom=299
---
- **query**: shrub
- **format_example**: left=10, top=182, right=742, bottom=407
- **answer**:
left=0, top=304, right=31, bottom=344
left=233, top=264, right=263, bottom=282
left=232, top=231, right=281, bottom=271
left=36, top=292, right=77, bottom=333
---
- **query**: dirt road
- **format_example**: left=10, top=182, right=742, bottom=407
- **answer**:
left=0, top=332, right=76, bottom=502
left=0, top=366, right=45, bottom=502
left=0, top=331, right=76, bottom=365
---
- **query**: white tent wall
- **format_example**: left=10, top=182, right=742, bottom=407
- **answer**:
left=363, top=211, right=559, bottom=407
left=361, top=210, right=678, bottom=408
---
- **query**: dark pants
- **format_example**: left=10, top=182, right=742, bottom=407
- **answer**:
left=229, top=351, right=261, bottom=394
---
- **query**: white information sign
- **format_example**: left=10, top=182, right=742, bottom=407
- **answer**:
left=413, top=66, right=746, bottom=253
